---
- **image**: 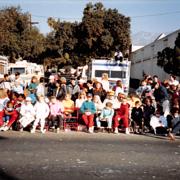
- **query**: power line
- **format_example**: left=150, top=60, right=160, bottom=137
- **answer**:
left=31, top=10, right=180, bottom=20
left=32, top=14, right=81, bottom=20
left=132, top=10, right=180, bottom=18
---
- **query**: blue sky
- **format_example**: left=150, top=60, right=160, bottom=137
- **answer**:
left=0, top=0, right=180, bottom=35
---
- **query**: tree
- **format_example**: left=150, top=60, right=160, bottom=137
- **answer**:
left=45, top=2, right=131, bottom=67
left=0, top=6, right=45, bottom=63
left=157, top=33, right=180, bottom=76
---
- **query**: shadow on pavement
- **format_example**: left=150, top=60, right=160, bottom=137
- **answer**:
left=0, top=169, right=19, bottom=180
left=142, top=133, right=169, bottom=140
left=0, top=136, right=8, bottom=140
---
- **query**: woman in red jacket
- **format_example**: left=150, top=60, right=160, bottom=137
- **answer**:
left=114, top=97, right=130, bottom=134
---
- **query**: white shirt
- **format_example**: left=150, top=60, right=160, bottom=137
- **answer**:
left=36, top=83, right=45, bottom=96
left=20, top=103, right=35, bottom=118
left=75, top=98, right=85, bottom=108
left=101, top=80, right=109, bottom=92
left=34, top=101, right=50, bottom=118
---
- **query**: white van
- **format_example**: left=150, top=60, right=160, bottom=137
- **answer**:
left=88, top=58, right=131, bottom=93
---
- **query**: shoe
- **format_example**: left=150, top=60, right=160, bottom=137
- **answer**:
left=125, top=128, right=130, bottom=134
left=30, top=129, right=35, bottom=133
left=88, top=127, right=94, bottom=133
left=56, top=128, right=60, bottom=133
left=41, top=129, right=46, bottom=134
left=3, top=126, right=9, bottom=131
left=0, top=126, right=5, bottom=131
left=107, top=128, right=112, bottom=133
left=114, top=128, right=119, bottom=134
left=20, top=128, right=23, bottom=132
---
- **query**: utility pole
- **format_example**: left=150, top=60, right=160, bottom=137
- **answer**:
left=28, top=14, right=39, bottom=30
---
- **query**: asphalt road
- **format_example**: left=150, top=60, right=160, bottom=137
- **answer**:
left=0, top=131, right=179, bottom=180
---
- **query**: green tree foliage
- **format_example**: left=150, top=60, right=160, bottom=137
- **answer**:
left=45, top=2, right=131, bottom=67
left=157, top=33, right=180, bottom=76
left=0, top=3, right=131, bottom=67
left=0, top=6, right=45, bottom=63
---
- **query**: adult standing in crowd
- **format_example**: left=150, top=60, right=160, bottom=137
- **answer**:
left=153, top=82, right=170, bottom=117
left=55, top=77, right=67, bottom=101
left=0, top=74, right=12, bottom=91
left=101, top=73, right=110, bottom=92
left=93, top=81, right=107, bottom=102
left=67, top=77, right=80, bottom=102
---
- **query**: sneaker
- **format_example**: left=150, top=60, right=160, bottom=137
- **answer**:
left=125, top=128, right=130, bottom=135
left=0, top=126, right=5, bottom=131
left=114, top=128, right=119, bottom=134
left=30, top=129, right=35, bottom=133
left=107, top=128, right=112, bottom=133
left=56, top=128, right=60, bottom=133
left=88, top=127, right=94, bottom=133
left=3, top=126, right=9, bottom=131
left=41, top=129, right=46, bottom=134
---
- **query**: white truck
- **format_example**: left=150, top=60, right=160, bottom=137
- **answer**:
left=8, top=60, right=44, bottom=85
left=0, top=55, right=8, bottom=79
left=87, top=58, right=131, bottom=93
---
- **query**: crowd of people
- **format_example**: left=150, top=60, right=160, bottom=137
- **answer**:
left=0, top=71, right=179, bottom=140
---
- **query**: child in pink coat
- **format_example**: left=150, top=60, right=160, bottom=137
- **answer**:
left=48, top=96, right=64, bottom=132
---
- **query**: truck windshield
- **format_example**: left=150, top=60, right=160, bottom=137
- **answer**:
left=95, top=70, right=126, bottom=79
left=111, top=71, right=126, bottom=78
left=10, top=67, right=26, bottom=74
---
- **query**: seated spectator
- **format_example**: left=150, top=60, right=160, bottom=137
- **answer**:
left=46, top=75, right=56, bottom=97
left=114, top=96, right=130, bottom=134
left=48, top=96, right=64, bottom=132
left=31, top=95, right=50, bottom=134
left=12, top=81, right=24, bottom=95
left=150, top=110, right=168, bottom=135
left=168, top=74, right=179, bottom=86
left=93, top=82, right=107, bottom=102
left=55, top=78, right=67, bottom=101
left=0, top=89, right=9, bottom=127
left=101, top=73, right=109, bottom=92
left=114, top=50, right=123, bottom=62
left=136, top=80, right=152, bottom=98
left=28, top=76, right=38, bottom=93
left=131, top=101, right=143, bottom=134
left=143, top=97, right=155, bottom=132
left=62, top=93, right=75, bottom=116
left=168, top=108, right=180, bottom=140
left=0, top=101, right=19, bottom=131
left=153, top=82, right=170, bottom=117
left=36, top=77, right=45, bottom=96
left=86, top=80, right=94, bottom=95
left=103, top=90, right=117, bottom=109
left=18, top=97, right=35, bottom=132
left=67, top=77, right=80, bottom=102
left=93, top=95, right=103, bottom=130
left=96, top=102, right=114, bottom=133
left=0, top=74, right=12, bottom=91
left=75, top=91, right=86, bottom=109
left=80, top=93, right=96, bottom=133
left=113, top=80, right=124, bottom=97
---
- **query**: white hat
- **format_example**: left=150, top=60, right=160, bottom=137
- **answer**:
left=78, top=79, right=85, bottom=84
left=49, top=75, right=55, bottom=79
left=26, top=97, right=32, bottom=101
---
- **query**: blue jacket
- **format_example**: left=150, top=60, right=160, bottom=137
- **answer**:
left=80, top=100, right=96, bottom=114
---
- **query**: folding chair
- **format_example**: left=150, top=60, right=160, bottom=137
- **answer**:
left=63, top=107, right=79, bottom=131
